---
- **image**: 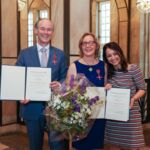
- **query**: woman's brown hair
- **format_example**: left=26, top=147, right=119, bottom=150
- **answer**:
left=103, top=42, right=128, bottom=78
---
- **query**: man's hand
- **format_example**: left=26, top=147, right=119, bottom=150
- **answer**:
left=50, top=81, right=61, bottom=91
left=20, top=99, right=30, bottom=104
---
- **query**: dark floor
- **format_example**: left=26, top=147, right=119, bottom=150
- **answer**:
left=0, top=124, right=150, bottom=150
left=0, top=132, right=49, bottom=150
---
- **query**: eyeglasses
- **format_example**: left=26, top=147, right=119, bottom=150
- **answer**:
left=82, top=41, right=96, bottom=47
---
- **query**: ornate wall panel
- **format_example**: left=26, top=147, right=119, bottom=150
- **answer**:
left=1, top=0, right=18, bottom=125
left=130, top=0, right=140, bottom=63
left=111, top=0, right=118, bottom=43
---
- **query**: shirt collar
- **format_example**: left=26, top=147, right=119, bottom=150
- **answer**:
left=37, top=43, right=50, bottom=52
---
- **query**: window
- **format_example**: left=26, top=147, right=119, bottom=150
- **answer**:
left=39, top=10, right=48, bottom=19
left=27, top=10, right=48, bottom=47
left=96, top=0, right=110, bottom=59
left=28, top=11, right=33, bottom=47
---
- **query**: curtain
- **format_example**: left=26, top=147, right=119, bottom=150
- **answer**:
left=140, top=13, right=150, bottom=78
left=139, top=13, right=150, bottom=122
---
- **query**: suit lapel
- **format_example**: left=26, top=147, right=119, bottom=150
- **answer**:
left=47, top=46, right=55, bottom=67
left=31, top=46, right=41, bottom=67
left=30, top=46, right=57, bottom=68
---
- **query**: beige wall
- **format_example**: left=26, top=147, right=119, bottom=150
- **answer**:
left=1, top=0, right=18, bottom=125
left=2, top=0, right=17, bottom=57
left=70, top=0, right=90, bottom=56
left=51, top=0, right=64, bottom=50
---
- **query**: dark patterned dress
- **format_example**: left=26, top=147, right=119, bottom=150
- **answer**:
left=73, top=60, right=106, bottom=150
left=105, top=64, right=146, bottom=148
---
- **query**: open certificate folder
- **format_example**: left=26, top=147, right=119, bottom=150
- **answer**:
left=87, top=87, right=130, bottom=122
left=0, top=65, right=51, bottom=101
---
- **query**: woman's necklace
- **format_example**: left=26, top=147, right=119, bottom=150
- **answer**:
left=82, top=58, right=95, bottom=72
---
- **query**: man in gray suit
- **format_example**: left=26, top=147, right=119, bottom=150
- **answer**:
left=16, top=19, right=68, bottom=150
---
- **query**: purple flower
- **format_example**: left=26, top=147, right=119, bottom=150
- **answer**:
left=88, top=96, right=99, bottom=106
left=71, top=93, right=78, bottom=104
left=79, top=80, right=86, bottom=94
left=60, top=82, right=67, bottom=95
left=94, top=96, right=99, bottom=101
left=74, top=104, right=81, bottom=112
left=69, top=74, right=74, bottom=88
left=88, top=100, right=93, bottom=106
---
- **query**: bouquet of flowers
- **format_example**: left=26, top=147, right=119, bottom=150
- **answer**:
left=45, top=74, right=101, bottom=150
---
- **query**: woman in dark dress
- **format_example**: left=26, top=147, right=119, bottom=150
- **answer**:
left=67, top=33, right=106, bottom=150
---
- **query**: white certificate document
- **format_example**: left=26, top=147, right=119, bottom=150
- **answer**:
left=0, top=65, right=25, bottom=100
left=0, top=65, right=51, bottom=101
left=86, top=87, right=130, bottom=122
left=26, top=67, right=51, bottom=101
left=105, top=88, right=130, bottom=121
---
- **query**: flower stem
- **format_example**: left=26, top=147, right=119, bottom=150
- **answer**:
left=68, top=131, right=74, bottom=150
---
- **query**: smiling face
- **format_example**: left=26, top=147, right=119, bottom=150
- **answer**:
left=105, top=48, right=121, bottom=69
left=34, top=19, right=54, bottom=47
left=81, top=35, right=96, bottom=58
left=103, top=42, right=128, bottom=77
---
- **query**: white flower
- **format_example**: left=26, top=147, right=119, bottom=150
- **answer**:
left=53, top=96, right=61, bottom=107
left=61, top=101, right=70, bottom=109
left=55, top=105, right=61, bottom=110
